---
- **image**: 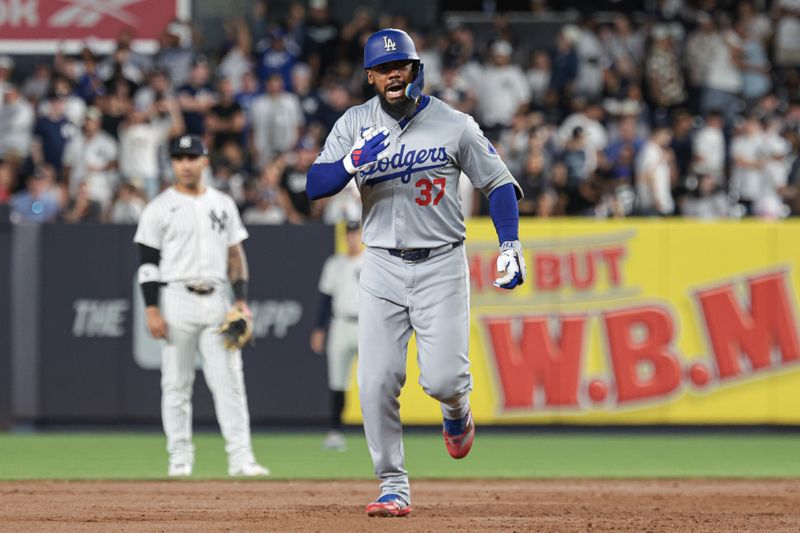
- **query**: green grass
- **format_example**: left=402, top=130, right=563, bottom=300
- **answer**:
left=1, top=431, right=799, bottom=480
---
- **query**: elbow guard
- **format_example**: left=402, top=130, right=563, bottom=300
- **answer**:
left=138, top=263, right=161, bottom=307
left=138, top=263, right=160, bottom=284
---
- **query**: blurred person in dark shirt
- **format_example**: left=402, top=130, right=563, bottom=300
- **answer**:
left=178, top=56, right=216, bottom=135
left=339, top=6, right=374, bottom=64
left=98, top=82, right=132, bottom=140
left=561, top=126, right=600, bottom=215
left=32, top=95, right=78, bottom=181
left=303, top=0, right=339, bottom=79
left=518, top=149, right=557, bottom=217
left=76, top=48, right=105, bottom=105
left=280, top=140, right=319, bottom=223
left=207, top=77, right=245, bottom=150
left=60, top=181, right=102, bottom=223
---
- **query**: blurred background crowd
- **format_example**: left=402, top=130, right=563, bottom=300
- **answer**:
left=1, top=0, right=800, bottom=224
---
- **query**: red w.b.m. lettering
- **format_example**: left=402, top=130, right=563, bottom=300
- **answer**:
left=483, top=315, right=586, bottom=409
left=696, top=271, right=800, bottom=379
left=603, top=306, right=682, bottom=403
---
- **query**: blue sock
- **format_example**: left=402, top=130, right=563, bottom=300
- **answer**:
left=443, top=416, right=466, bottom=435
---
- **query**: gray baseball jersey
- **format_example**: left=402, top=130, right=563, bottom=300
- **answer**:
left=134, top=186, right=259, bottom=473
left=315, top=95, right=521, bottom=249
left=315, top=94, right=520, bottom=504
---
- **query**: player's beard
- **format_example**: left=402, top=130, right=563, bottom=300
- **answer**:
left=378, top=90, right=416, bottom=120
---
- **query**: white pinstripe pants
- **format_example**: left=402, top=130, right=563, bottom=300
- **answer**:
left=161, top=284, right=255, bottom=468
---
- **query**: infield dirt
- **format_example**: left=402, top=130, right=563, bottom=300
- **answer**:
left=1, top=479, right=798, bottom=532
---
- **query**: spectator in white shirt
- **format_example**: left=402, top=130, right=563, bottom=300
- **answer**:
left=773, top=0, right=800, bottom=70
left=636, top=126, right=676, bottom=216
left=250, top=73, right=303, bottom=170
left=0, top=84, right=34, bottom=164
left=63, top=107, right=119, bottom=209
left=730, top=115, right=765, bottom=215
left=756, top=115, right=791, bottom=218
left=118, top=97, right=184, bottom=199
left=701, top=19, right=743, bottom=126
left=108, top=182, right=146, bottom=224
left=527, top=51, right=551, bottom=108
left=692, top=110, right=726, bottom=182
left=475, top=40, right=530, bottom=137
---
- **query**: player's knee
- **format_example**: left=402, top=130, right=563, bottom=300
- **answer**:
left=359, top=373, right=403, bottom=401
left=422, top=374, right=466, bottom=403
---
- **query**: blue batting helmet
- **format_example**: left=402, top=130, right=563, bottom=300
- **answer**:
left=363, top=28, right=419, bottom=69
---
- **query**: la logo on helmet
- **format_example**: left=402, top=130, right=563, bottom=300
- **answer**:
left=383, top=36, right=396, bottom=51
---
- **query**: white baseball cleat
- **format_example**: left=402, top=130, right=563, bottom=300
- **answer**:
left=168, top=463, right=192, bottom=477
left=322, top=430, right=347, bottom=452
left=228, top=462, right=271, bottom=477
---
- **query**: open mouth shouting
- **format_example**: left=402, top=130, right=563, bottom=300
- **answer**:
left=385, top=82, right=406, bottom=101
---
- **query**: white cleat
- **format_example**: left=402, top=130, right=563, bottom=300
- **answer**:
left=168, top=463, right=192, bottom=477
left=228, top=462, right=271, bottom=477
left=322, top=430, right=347, bottom=452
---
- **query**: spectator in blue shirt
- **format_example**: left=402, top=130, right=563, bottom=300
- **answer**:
left=32, top=95, right=77, bottom=181
left=256, top=28, right=299, bottom=91
left=10, top=167, right=62, bottom=223
left=177, top=56, right=216, bottom=135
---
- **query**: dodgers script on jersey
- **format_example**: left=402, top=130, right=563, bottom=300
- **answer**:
left=315, top=95, right=521, bottom=249
left=134, top=187, right=248, bottom=284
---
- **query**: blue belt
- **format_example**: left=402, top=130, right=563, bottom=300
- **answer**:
left=387, top=241, right=463, bottom=263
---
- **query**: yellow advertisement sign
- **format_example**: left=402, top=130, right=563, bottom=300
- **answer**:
left=344, top=220, right=800, bottom=425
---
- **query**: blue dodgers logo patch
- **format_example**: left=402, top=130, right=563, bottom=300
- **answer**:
left=362, top=143, right=449, bottom=186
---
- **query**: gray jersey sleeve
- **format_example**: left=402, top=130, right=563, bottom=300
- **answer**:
left=315, top=111, right=357, bottom=164
left=458, top=115, right=523, bottom=199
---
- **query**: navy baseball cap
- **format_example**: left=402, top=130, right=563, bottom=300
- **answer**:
left=170, top=135, right=208, bottom=157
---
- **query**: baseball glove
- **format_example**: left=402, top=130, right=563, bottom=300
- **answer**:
left=217, top=308, right=254, bottom=350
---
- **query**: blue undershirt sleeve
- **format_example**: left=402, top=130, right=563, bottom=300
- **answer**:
left=306, top=159, right=353, bottom=200
left=315, top=293, right=333, bottom=330
left=488, top=183, right=520, bottom=244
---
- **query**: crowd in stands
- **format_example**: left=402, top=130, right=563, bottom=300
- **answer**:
left=1, top=0, right=800, bottom=224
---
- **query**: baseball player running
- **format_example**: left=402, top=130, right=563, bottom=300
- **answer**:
left=306, top=29, right=526, bottom=517
left=134, top=134, right=269, bottom=478
left=310, top=220, right=364, bottom=452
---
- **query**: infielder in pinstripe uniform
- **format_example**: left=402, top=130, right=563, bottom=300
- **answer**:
left=307, top=29, right=526, bottom=516
left=310, top=220, right=363, bottom=452
left=134, top=134, right=269, bottom=478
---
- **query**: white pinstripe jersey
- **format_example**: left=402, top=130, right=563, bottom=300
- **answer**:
left=134, top=187, right=248, bottom=284
left=319, top=252, right=362, bottom=319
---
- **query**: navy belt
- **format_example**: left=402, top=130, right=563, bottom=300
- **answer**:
left=186, top=284, right=215, bottom=295
left=387, top=241, right=463, bottom=263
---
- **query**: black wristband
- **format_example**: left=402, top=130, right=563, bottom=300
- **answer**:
left=232, top=279, right=248, bottom=301
left=141, top=281, right=160, bottom=307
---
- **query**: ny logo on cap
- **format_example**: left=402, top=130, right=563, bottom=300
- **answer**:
left=383, top=36, right=396, bottom=52
left=179, top=136, right=192, bottom=148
